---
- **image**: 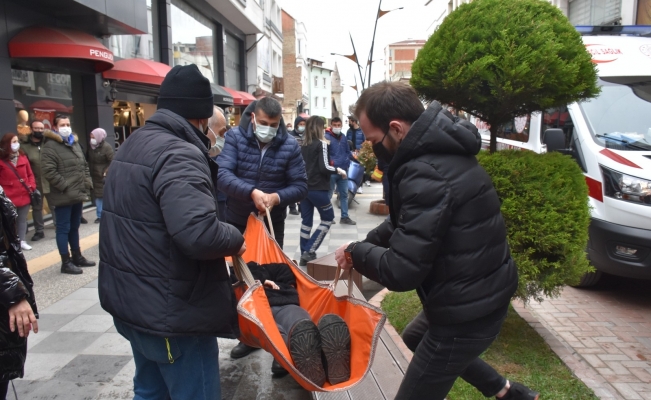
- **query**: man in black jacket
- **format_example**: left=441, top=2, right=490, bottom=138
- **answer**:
left=335, top=82, right=538, bottom=400
left=99, top=65, right=245, bottom=400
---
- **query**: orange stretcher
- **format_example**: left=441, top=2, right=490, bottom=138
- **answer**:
left=230, top=212, right=386, bottom=392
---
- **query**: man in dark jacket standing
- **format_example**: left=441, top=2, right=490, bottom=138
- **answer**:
left=217, top=97, right=307, bottom=360
left=345, top=116, right=365, bottom=150
left=326, top=117, right=356, bottom=225
left=335, top=82, right=538, bottom=400
left=99, top=64, right=246, bottom=400
left=287, top=115, right=306, bottom=215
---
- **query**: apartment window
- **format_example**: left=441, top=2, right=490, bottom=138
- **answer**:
left=298, top=39, right=302, bottom=55
left=314, top=76, right=318, bottom=87
left=314, top=97, right=318, bottom=108
left=322, top=77, right=326, bottom=88
left=322, top=97, right=326, bottom=108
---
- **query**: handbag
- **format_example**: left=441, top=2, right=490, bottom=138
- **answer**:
left=2, top=160, right=41, bottom=207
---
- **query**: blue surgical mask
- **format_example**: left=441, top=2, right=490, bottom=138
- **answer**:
left=253, top=114, right=278, bottom=143
left=297, top=126, right=305, bottom=133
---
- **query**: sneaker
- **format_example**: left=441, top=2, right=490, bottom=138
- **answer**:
left=94, top=218, right=101, bottom=224
left=288, top=319, right=326, bottom=387
left=356, top=187, right=363, bottom=194
left=365, top=180, right=371, bottom=187
left=340, top=217, right=356, bottom=225
left=289, top=209, right=300, bottom=215
left=271, top=359, right=289, bottom=376
left=498, top=382, right=539, bottom=400
left=318, top=314, right=351, bottom=385
left=21, top=241, right=32, bottom=251
left=299, top=251, right=317, bottom=266
left=31, top=232, right=45, bottom=241
left=80, top=217, right=88, bottom=224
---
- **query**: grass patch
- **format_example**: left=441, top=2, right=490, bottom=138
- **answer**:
left=382, top=291, right=598, bottom=400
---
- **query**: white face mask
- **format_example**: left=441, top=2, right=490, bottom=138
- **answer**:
left=58, top=127, right=72, bottom=138
left=90, top=138, right=98, bottom=146
left=11, top=143, right=20, bottom=152
left=253, top=114, right=278, bottom=143
left=332, top=128, right=342, bottom=135
left=297, top=126, right=305, bottom=133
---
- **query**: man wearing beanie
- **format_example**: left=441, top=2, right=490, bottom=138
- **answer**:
left=98, top=64, right=246, bottom=400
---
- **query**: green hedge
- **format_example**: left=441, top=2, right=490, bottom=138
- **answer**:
left=477, top=150, right=592, bottom=302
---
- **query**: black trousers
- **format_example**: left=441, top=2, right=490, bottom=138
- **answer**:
left=396, top=306, right=509, bottom=400
left=0, top=380, right=8, bottom=400
left=271, top=304, right=311, bottom=345
left=230, top=214, right=286, bottom=249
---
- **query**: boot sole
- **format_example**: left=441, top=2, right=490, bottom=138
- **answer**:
left=318, top=314, right=351, bottom=385
left=289, top=319, right=326, bottom=387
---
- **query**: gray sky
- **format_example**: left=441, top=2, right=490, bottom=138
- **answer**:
left=280, top=0, right=446, bottom=115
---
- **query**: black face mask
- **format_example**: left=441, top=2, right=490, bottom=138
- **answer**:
left=349, top=123, right=354, bottom=130
left=32, top=131, right=44, bottom=139
left=372, top=132, right=395, bottom=164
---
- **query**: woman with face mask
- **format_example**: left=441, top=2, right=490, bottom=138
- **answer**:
left=41, top=115, right=95, bottom=275
left=0, top=133, right=37, bottom=251
left=88, top=128, right=114, bottom=223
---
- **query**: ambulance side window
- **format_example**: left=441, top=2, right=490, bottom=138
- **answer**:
left=497, top=115, right=530, bottom=142
left=542, top=107, right=574, bottom=147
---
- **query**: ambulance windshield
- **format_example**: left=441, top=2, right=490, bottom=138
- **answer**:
left=579, top=78, right=651, bottom=151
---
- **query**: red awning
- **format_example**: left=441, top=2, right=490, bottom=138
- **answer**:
left=223, top=87, right=257, bottom=106
left=102, top=58, right=172, bottom=86
left=29, top=100, right=72, bottom=113
left=9, top=26, right=114, bottom=72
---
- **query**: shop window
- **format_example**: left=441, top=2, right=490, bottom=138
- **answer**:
left=224, top=32, right=242, bottom=90
left=113, top=101, right=157, bottom=150
left=496, top=115, right=530, bottom=143
left=171, top=0, right=216, bottom=83
left=12, top=69, right=73, bottom=132
left=110, top=0, right=157, bottom=61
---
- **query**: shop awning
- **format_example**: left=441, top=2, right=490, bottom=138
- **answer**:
left=29, top=100, right=72, bottom=113
left=8, top=26, right=114, bottom=72
left=210, top=85, right=234, bottom=106
left=223, top=87, right=257, bottom=106
left=103, top=58, right=171, bottom=86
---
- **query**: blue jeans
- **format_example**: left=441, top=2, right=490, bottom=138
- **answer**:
left=114, top=319, right=221, bottom=400
left=329, top=175, right=349, bottom=219
left=95, top=198, right=103, bottom=219
left=54, top=202, right=82, bottom=255
left=300, top=190, right=335, bottom=254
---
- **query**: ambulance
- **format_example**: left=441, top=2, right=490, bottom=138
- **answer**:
left=473, top=26, right=651, bottom=287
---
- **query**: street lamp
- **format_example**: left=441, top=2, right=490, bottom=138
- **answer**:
left=332, top=33, right=367, bottom=90
left=367, top=2, right=403, bottom=86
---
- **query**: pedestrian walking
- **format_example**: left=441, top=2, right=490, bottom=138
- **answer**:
left=326, top=117, right=356, bottom=225
left=19, top=120, right=55, bottom=241
left=0, top=184, right=39, bottom=399
left=217, top=97, right=307, bottom=362
left=99, top=64, right=246, bottom=400
left=335, top=82, right=539, bottom=400
left=298, top=116, right=345, bottom=266
left=88, top=128, right=113, bottom=223
left=287, top=115, right=307, bottom=215
left=41, top=115, right=95, bottom=275
left=0, top=133, right=37, bottom=251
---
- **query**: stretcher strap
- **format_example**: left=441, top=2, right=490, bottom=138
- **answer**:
left=232, top=255, right=256, bottom=288
left=330, top=262, right=354, bottom=297
left=265, top=207, right=275, bottom=239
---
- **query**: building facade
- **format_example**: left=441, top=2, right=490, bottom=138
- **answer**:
left=308, top=59, right=332, bottom=120
left=331, top=63, right=343, bottom=120
left=428, top=0, right=645, bottom=35
left=281, top=10, right=310, bottom=124
left=383, top=40, right=426, bottom=83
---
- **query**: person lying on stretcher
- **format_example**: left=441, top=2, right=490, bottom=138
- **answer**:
left=246, top=261, right=351, bottom=386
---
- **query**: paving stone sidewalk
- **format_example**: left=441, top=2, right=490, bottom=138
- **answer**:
left=13, top=184, right=386, bottom=400
left=521, top=279, right=651, bottom=400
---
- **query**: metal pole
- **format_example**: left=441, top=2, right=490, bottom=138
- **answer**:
left=349, top=33, right=366, bottom=89
left=367, top=0, right=383, bottom=87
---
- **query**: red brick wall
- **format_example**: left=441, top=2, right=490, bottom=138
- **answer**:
left=395, top=49, right=415, bottom=61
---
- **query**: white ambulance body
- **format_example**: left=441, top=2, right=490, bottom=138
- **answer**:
left=474, top=26, right=651, bottom=286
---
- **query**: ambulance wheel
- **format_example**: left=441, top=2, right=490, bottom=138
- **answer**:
left=572, top=270, right=603, bottom=288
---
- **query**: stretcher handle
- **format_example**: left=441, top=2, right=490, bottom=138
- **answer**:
left=330, top=262, right=354, bottom=297
left=232, top=255, right=256, bottom=288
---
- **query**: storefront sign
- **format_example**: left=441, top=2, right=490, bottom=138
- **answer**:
left=90, top=48, right=114, bottom=61
left=12, top=69, right=34, bottom=89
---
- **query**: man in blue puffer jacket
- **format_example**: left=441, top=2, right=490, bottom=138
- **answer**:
left=326, top=117, right=356, bottom=225
left=217, top=97, right=307, bottom=363
left=346, top=116, right=365, bottom=150
left=217, top=97, right=307, bottom=248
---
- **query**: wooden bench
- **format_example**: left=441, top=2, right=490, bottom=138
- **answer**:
left=312, top=279, right=409, bottom=400
left=307, top=252, right=364, bottom=291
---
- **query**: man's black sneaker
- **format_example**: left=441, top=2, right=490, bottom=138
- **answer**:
left=299, top=251, right=317, bottom=266
left=271, top=359, right=289, bottom=376
left=498, top=382, right=539, bottom=400
left=80, top=217, right=88, bottom=224
left=340, top=217, right=356, bottom=225
left=230, top=341, right=259, bottom=359
left=31, top=232, right=45, bottom=241
left=289, top=209, right=300, bottom=215
left=318, top=314, right=351, bottom=385
left=288, top=319, right=326, bottom=387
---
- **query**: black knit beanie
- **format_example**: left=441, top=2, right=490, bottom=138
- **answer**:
left=157, top=64, right=213, bottom=119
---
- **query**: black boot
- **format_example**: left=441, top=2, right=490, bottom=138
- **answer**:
left=71, top=250, right=96, bottom=267
left=61, top=254, right=83, bottom=275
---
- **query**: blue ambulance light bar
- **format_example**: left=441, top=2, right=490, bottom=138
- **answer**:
left=575, top=25, right=651, bottom=37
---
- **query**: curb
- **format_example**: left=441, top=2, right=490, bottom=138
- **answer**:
left=511, top=300, right=624, bottom=400
left=368, top=288, right=413, bottom=363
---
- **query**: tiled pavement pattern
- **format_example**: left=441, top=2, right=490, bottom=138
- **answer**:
left=13, top=184, right=386, bottom=400
left=523, top=279, right=651, bottom=400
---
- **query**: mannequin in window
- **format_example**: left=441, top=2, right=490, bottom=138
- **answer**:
left=16, top=110, right=31, bottom=136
